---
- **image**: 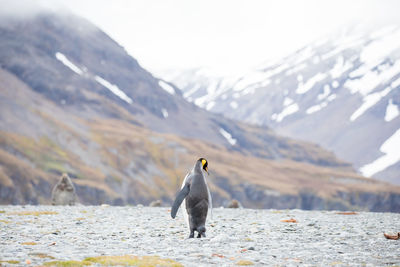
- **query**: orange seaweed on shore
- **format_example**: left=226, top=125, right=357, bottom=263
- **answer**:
left=281, top=218, right=298, bottom=223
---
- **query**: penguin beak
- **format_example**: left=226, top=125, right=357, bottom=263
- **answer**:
left=205, top=166, right=209, bottom=175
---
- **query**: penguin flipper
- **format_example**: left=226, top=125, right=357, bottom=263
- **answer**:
left=171, top=183, right=190, bottom=219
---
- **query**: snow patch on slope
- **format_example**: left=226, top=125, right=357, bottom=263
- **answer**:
left=283, top=97, right=294, bottom=106
left=392, top=76, right=400, bottom=89
left=306, top=102, right=327, bottom=114
left=230, top=101, right=238, bottom=109
left=55, top=52, right=83, bottom=75
left=385, top=99, right=399, bottom=122
left=296, top=73, right=327, bottom=94
left=360, top=128, right=400, bottom=177
left=317, top=85, right=331, bottom=100
left=161, top=108, right=168, bottom=118
left=330, top=56, right=353, bottom=78
left=272, top=103, right=299, bottom=122
left=219, top=128, right=237, bottom=146
left=183, top=84, right=201, bottom=98
left=306, top=94, right=336, bottom=114
left=345, top=60, right=400, bottom=96
left=194, top=95, right=209, bottom=107
left=285, top=63, right=307, bottom=76
left=350, top=87, right=392, bottom=121
left=206, top=101, right=215, bottom=111
left=233, top=72, right=267, bottom=92
left=360, top=26, right=400, bottom=67
left=95, top=76, right=133, bottom=104
left=158, top=80, right=175, bottom=95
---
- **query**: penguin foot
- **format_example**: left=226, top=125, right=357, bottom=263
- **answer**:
left=189, top=231, right=194, bottom=238
left=196, top=232, right=206, bottom=238
left=197, top=226, right=206, bottom=238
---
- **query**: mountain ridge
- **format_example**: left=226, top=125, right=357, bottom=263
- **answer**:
left=1, top=11, right=399, bottom=211
left=164, top=24, right=400, bottom=185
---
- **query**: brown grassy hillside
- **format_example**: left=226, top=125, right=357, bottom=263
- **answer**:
left=1, top=115, right=399, bottom=210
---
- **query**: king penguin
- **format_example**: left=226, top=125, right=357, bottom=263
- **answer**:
left=171, top=158, right=212, bottom=238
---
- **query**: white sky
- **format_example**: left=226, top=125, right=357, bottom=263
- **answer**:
left=58, top=0, right=400, bottom=75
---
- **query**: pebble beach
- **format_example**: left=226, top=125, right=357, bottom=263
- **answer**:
left=1, top=206, right=399, bottom=266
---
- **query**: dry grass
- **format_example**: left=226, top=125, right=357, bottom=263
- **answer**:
left=21, top=242, right=38, bottom=245
left=30, top=253, right=55, bottom=259
left=85, top=255, right=182, bottom=266
left=0, top=260, right=20, bottom=264
left=44, top=255, right=182, bottom=267
left=44, top=260, right=92, bottom=267
left=236, top=260, right=254, bottom=265
left=10, top=211, right=58, bottom=216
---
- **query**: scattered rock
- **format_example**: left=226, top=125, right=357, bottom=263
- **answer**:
left=336, top=211, right=358, bottom=215
left=149, top=200, right=162, bottom=207
left=384, top=232, right=400, bottom=240
left=211, top=234, right=229, bottom=243
left=227, top=199, right=242, bottom=208
left=51, top=173, right=77, bottom=206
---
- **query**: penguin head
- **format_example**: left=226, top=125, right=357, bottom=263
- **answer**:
left=198, top=157, right=209, bottom=175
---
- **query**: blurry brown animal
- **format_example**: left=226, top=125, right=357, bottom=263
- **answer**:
left=51, top=173, right=77, bottom=205
left=227, top=199, right=241, bottom=208
left=150, top=200, right=162, bottom=207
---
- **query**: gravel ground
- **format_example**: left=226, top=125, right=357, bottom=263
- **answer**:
left=0, top=205, right=399, bottom=266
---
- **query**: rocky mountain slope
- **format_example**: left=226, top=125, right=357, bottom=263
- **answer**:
left=164, top=24, right=400, bottom=185
left=1, top=10, right=400, bottom=211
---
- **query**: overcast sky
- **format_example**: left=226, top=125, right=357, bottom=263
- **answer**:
left=15, top=0, right=400, bottom=75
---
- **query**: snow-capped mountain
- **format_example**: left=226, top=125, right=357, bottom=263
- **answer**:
left=4, top=9, right=377, bottom=207
left=163, top=24, right=400, bottom=185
